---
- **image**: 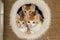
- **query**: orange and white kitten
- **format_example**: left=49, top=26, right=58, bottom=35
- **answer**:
left=26, top=11, right=42, bottom=33
left=16, top=14, right=27, bottom=33
left=22, top=4, right=35, bottom=19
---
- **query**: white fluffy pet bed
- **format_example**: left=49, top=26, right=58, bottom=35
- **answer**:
left=10, top=0, right=51, bottom=40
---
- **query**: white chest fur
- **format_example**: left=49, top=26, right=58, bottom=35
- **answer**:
left=18, top=27, right=27, bottom=33
left=30, top=22, right=42, bottom=33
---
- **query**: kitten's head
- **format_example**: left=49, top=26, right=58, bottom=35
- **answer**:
left=22, top=4, right=35, bottom=16
left=16, top=14, right=26, bottom=28
left=26, top=13, right=40, bottom=28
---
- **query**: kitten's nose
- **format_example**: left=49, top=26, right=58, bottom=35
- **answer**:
left=20, top=24, right=21, bottom=27
left=20, top=24, right=22, bottom=27
left=30, top=24, right=32, bottom=27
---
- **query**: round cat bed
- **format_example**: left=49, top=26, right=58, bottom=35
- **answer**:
left=10, top=0, right=51, bottom=39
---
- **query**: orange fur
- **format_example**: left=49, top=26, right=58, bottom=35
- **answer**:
left=25, top=6, right=31, bottom=10
left=20, top=17, right=24, bottom=21
left=29, top=12, right=36, bottom=20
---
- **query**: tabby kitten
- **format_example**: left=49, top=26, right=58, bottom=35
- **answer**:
left=16, top=12, right=27, bottom=33
left=26, top=11, right=42, bottom=33
left=22, top=4, right=35, bottom=20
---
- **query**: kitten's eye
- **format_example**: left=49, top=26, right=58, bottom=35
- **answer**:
left=33, top=22, right=35, bottom=24
left=23, top=22, right=24, bottom=24
left=28, top=21, right=30, bottom=23
left=18, top=22, right=20, bottom=23
left=29, top=11, right=31, bottom=13
left=24, top=11, right=26, bottom=13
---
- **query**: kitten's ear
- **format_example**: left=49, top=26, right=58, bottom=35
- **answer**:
left=35, top=14, right=40, bottom=20
left=16, top=14, right=20, bottom=19
left=31, top=5, right=35, bottom=11
left=36, top=11, right=43, bottom=21
left=22, top=6, right=25, bottom=11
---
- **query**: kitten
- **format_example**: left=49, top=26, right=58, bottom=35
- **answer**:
left=22, top=4, right=35, bottom=19
left=26, top=11, right=42, bottom=33
left=16, top=13, right=27, bottom=33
